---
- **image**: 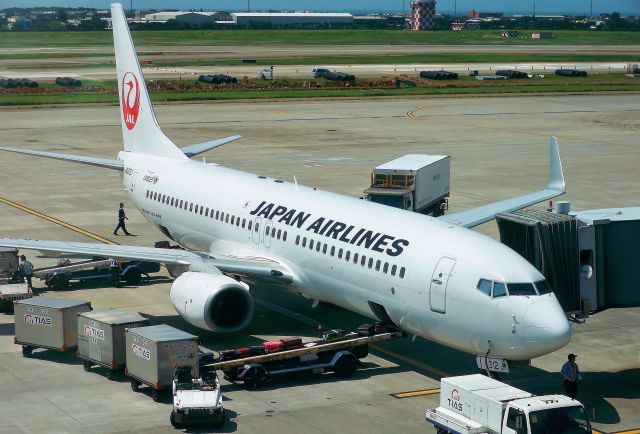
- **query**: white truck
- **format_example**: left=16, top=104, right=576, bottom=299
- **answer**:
left=170, top=366, right=225, bottom=429
left=364, top=154, right=450, bottom=216
left=426, top=375, right=592, bottom=434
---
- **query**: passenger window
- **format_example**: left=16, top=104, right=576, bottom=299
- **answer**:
left=353, top=253, right=359, bottom=264
left=361, top=255, right=366, bottom=266
left=189, top=203, right=193, bottom=212
left=323, top=244, right=327, bottom=254
left=283, top=232, right=287, bottom=242
left=205, top=208, right=209, bottom=217
left=171, top=198, right=175, bottom=206
left=236, top=218, right=240, bottom=227
left=180, top=200, right=184, bottom=209
left=225, top=214, right=229, bottom=223
left=399, top=267, right=406, bottom=278
left=345, top=251, right=350, bottom=261
left=200, top=207, right=203, bottom=215
left=391, top=265, right=397, bottom=276
left=194, top=204, right=198, bottom=213
left=295, top=235, right=300, bottom=245
left=383, top=262, right=389, bottom=273
left=368, top=258, right=373, bottom=269
left=153, top=192, right=157, bottom=201
left=329, top=246, right=334, bottom=256
left=302, top=237, right=307, bottom=247
left=375, top=260, right=381, bottom=271
left=477, top=279, right=492, bottom=296
left=535, top=280, right=553, bottom=295
left=248, top=221, right=252, bottom=230
left=242, top=219, right=246, bottom=228
left=255, top=223, right=259, bottom=232
left=146, top=190, right=149, bottom=198
left=215, top=211, right=219, bottom=220
left=277, top=229, right=281, bottom=239
left=493, top=282, right=507, bottom=298
left=316, top=242, right=321, bottom=252
left=338, top=248, right=343, bottom=259
left=309, top=239, right=314, bottom=249
left=231, top=216, right=235, bottom=224
left=271, top=227, right=276, bottom=237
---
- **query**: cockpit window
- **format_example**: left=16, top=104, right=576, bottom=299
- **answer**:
left=535, top=280, right=554, bottom=295
left=477, top=279, right=492, bottom=296
left=507, top=283, right=538, bottom=296
left=493, top=282, right=507, bottom=298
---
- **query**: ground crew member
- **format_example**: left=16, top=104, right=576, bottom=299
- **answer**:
left=19, top=255, right=34, bottom=292
left=561, top=353, right=582, bottom=399
left=109, top=258, right=120, bottom=288
left=113, top=202, right=131, bottom=235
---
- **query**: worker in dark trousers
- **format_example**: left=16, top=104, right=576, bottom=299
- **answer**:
left=109, top=258, right=120, bottom=288
left=113, top=202, right=131, bottom=235
left=19, top=255, right=34, bottom=292
left=561, top=353, right=582, bottom=399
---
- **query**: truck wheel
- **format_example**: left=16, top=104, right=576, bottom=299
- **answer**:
left=22, top=346, right=33, bottom=358
left=244, top=376, right=262, bottom=390
left=83, top=361, right=91, bottom=372
left=124, top=268, right=142, bottom=285
left=130, top=380, right=140, bottom=392
left=213, top=410, right=226, bottom=428
left=106, top=370, right=115, bottom=380
left=151, top=389, right=160, bottom=402
left=170, top=411, right=183, bottom=429
left=53, top=274, right=69, bottom=290
left=334, top=355, right=357, bottom=378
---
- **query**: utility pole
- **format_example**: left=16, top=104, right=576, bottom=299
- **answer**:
left=247, top=0, right=250, bottom=12
left=454, top=0, right=457, bottom=19
left=532, top=0, right=536, bottom=19
left=590, top=0, right=593, bottom=18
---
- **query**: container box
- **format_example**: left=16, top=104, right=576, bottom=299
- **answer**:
left=77, top=308, right=149, bottom=372
left=125, top=324, right=198, bottom=392
left=14, top=296, right=91, bottom=354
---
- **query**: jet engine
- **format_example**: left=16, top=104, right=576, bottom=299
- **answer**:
left=170, top=271, right=254, bottom=333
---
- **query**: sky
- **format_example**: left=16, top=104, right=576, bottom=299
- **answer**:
left=0, top=0, right=638, bottom=15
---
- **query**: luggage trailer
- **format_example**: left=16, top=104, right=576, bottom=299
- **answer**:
left=207, top=329, right=403, bottom=390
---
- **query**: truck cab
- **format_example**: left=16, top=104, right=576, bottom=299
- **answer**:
left=426, top=375, right=591, bottom=434
left=170, top=366, right=225, bottom=428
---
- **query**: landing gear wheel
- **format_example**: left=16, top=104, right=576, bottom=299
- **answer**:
left=22, top=346, right=33, bottom=358
left=124, top=268, right=142, bottom=286
left=151, top=389, right=160, bottom=402
left=170, top=411, right=182, bottom=429
left=130, top=380, right=140, bottom=392
left=106, top=370, right=115, bottom=380
left=334, top=356, right=357, bottom=378
left=83, top=361, right=91, bottom=372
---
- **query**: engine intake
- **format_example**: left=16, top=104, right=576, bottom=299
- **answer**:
left=170, top=271, right=254, bottom=332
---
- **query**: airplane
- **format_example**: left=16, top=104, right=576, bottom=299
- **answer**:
left=0, top=3, right=571, bottom=364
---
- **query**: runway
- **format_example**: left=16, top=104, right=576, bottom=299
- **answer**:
left=0, top=94, right=639, bottom=433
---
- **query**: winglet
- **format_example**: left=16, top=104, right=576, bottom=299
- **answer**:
left=547, top=136, right=566, bottom=193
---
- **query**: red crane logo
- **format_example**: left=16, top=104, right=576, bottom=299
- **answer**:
left=121, top=72, right=140, bottom=130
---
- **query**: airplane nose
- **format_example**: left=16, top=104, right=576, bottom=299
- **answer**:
left=523, top=300, right=571, bottom=357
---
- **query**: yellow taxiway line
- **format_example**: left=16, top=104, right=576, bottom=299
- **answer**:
left=392, top=388, right=440, bottom=399
left=0, top=196, right=116, bottom=245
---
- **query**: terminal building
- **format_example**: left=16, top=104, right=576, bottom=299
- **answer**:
left=231, top=12, right=353, bottom=26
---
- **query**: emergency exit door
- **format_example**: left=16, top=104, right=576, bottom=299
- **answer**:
left=429, top=257, right=456, bottom=313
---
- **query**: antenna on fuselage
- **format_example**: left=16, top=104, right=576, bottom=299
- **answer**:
left=293, top=175, right=299, bottom=191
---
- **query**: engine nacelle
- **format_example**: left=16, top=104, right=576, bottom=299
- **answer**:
left=170, top=271, right=254, bottom=333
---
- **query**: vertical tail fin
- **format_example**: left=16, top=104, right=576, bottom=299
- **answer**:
left=111, top=3, right=186, bottom=159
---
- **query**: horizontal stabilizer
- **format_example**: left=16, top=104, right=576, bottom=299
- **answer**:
left=181, top=135, right=242, bottom=158
left=440, top=136, right=566, bottom=229
left=0, top=146, right=123, bottom=170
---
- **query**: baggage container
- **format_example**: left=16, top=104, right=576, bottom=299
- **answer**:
left=14, top=296, right=91, bottom=357
left=125, top=324, right=198, bottom=401
left=0, top=283, right=31, bottom=313
left=77, top=308, right=149, bottom=379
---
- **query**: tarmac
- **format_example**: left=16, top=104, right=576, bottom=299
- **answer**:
left=0, top=94, right=639, bottom=433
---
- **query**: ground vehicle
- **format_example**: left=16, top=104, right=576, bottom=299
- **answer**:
left=259, top=66, right=274, bottom=80
left=170, top=366, right=225, bottom=429
left=36, top=259, right=160, bottom=289
left=312, top=68, right=331, bottom=78
left=211, top=326, right=401, bottom=390
left=313, top=68, right=356, bottom=81
left=426, top=375, right=592, bottom=434
left=364, top=154, right=450, bottom=216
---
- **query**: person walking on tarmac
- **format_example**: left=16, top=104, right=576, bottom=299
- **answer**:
left=19, top=255, right=34, bottom=292
left=561, top=353, right=582, bottom=399
left=113, top=202, right=131, bottom=236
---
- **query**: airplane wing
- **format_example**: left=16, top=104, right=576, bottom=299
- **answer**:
left=181, top=135, right=242, bottom=158
left=439, top=137, right=565, bottom=229
left=0, top=146, right=123, bottom=170
left=0, top=238, right=293, bottom=284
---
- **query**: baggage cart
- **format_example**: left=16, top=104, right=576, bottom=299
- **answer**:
left=0, top=283, right=31, bottom=313
left=14, top=296, right=91, bottom=357
left=125, top=324, right=199, bottom=401
left=77, top=308, right=149, bottom=379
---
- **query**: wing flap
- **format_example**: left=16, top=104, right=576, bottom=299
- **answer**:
left=440, top=136, right=565, bottom=229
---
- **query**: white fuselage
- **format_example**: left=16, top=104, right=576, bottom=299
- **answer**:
left=121, top=152, right=571, bottom=361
